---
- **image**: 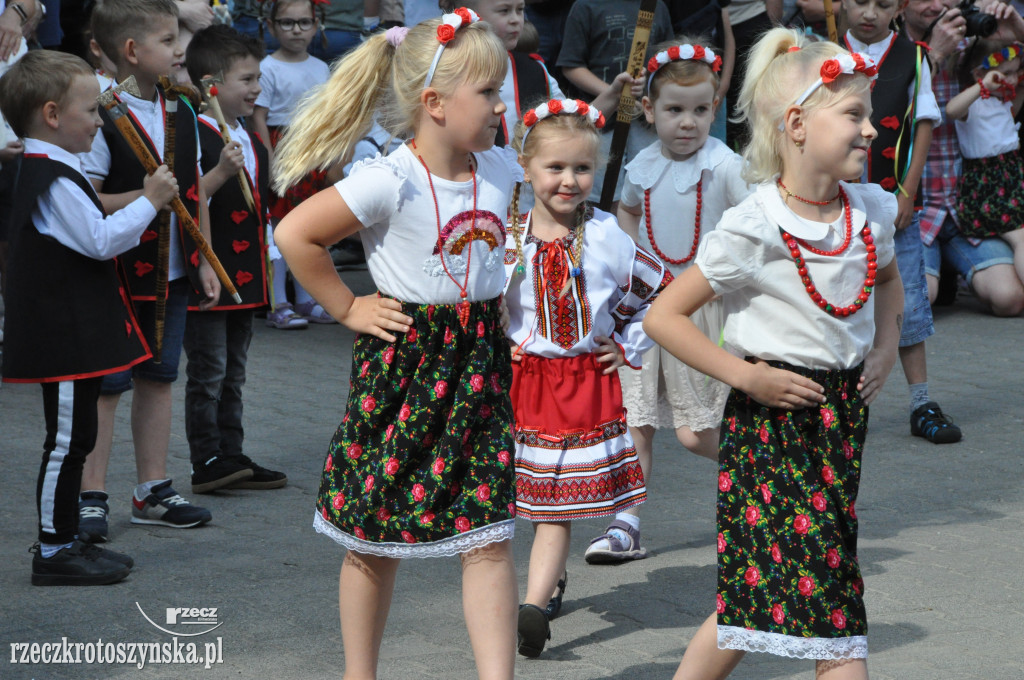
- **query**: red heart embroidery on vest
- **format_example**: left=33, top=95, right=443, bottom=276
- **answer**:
left=190, top=251, right=200, bottom=267
left=134, top=261, right=154, bottom=277
left=880, top=116, right=900, bottom=130
left=235, top=270, right=254, bottom=286
left=882, top=146, right=896, bottom=160
left=880, top=176, right=897, bottom=190
left=232, top=240, right=250, bottom=253
left=140, top=229, right=158, bottom=243
left=186, top=185, right=199, bottom=201
left=231, top=210, right=248, bottom=224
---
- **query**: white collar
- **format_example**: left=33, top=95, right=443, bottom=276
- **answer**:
left=626, top=136, right=734, bottom=191
left=844, top=30, right=896, bottom=63
left=757, top=179, right=867, bottom=241
left=24, top=138, right=86, bottom=174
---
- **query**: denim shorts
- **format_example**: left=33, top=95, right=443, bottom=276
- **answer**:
left=923, top=214, right=1015, bottom=285
left=100, top=278, right=189, bottom=395
left=893, top=212, right=934, bottom=347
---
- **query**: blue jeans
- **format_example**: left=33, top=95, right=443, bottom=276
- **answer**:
left=309, top=29, right=361, bottom=64
left=893, top=213, right=934, bottom=347
left=100, top=278, right=189, bottom=394
left=183, top=309, right=254, bottom=464
left=923, top=214, right=1015, bottom=286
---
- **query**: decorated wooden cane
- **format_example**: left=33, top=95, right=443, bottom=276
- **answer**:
left=823, top=0, right=838, bottom=43
left=200, top=74, right=258, bottom=214
left=598, top=0, right=658, bottom=211
left=97, top=79, right=243, bottom=304
left=151, top=77, right=177, bottom=362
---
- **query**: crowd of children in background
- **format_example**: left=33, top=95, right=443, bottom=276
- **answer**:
left=2, top=0, right=1023, bottom=677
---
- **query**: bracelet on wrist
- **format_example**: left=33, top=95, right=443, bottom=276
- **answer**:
left=9, top=2, right=28, bottom=25
left=977, top=79, right=991, bottom=99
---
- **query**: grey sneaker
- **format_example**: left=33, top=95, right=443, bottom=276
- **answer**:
left=78, top=491, right=110, bottom=543
left=131, top=481, right=212, bottom=528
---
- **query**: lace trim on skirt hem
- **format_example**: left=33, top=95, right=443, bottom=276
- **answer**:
left=313, top=513, right=515, bottom=558
left=717, top=625, right=868, bottom=660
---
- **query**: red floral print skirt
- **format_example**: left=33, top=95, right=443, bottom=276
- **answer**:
left=957, top=151, right=1024, bottom=239
left=716, top=361, right=868, bottom=660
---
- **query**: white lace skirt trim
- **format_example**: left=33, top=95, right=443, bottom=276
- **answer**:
left=313, top=512, right=515, bottom=559
left=717, top=625, right=868, bottom=660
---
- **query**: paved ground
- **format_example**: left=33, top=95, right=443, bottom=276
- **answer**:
left=1, top=270, right=1022, bottom=680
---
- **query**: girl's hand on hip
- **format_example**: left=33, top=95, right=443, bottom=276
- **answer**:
left=594, top=335, right=625, bottom=374
left=342, top=295, right=413, bottom=342
left=743, top=360, right=826, bottom=409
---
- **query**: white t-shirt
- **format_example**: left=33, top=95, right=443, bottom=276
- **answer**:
left=695, top=181, right=897, bottom=370
left=621, top=137, right=752, bottom=277
left=255, top=54, right=331, bottom=127
left=336, top=144, right=523, bottom=304
left=955, top=96, right=1020, bottom=159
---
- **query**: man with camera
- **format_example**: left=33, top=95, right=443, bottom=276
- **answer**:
left=904, top=0, right=1024, bottom=316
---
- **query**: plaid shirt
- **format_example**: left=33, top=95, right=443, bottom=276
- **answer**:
left=918, top=60, right=962, bottom=246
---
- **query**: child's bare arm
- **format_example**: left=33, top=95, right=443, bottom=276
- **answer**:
left=718, top=9, right=736, bottom=101
left=895, top=120, right=932, bottom=229
left=616, top=201, right=642, bottom=242
left=251, top=106, right=274, bottom=166
left=92, top=177, right=146, bottom=214
left=946, top=71, right=1004, bottom=120
left=857, top=259, right=903, bottom=403
left=562, top=66, right=611, bottom=97
left=195, top=182, right=221, bottom=310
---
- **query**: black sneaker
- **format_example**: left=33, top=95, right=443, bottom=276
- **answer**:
left=131, top=480, right=213, bottom=527
left=226, top=455, right=287, bottom=490
left=87, top=543, right=134, bottom=569
left=191, top=455, right=254, bottom=494
left=910, top=401, right=962, bottom=444
left=30, top=541, right=130, bottom=586
left=78, top=491, right=110, bottom=543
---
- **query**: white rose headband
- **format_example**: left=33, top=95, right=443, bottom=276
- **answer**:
left=646, top=43, right=722, bottom=91
left=521, top=99, right=606, bottom=146
left=793, top=52, right=879, bottom=106
left=424, top=7, right=480, bottom=88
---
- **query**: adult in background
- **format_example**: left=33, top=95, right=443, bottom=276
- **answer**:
left=903, top=0, right=1024, bottom=316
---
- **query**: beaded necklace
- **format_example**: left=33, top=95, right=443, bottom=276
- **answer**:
left=412, top=140, right=476, bottom=329
left=643, top=180, right=701, bottom=265
left=779, top=190, right=877, bottom=317
left=777, top=178, right=840, bottom=206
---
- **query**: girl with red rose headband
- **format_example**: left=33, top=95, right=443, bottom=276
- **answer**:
left=503, top=98, right=672, bottom=658
left=644, top=28, right=904, bottom=679
left=273, top=12, right=521, bottom=679
left=948, top=40, right=1024, bottom=287
left=602, top=39, right=753, bottom=567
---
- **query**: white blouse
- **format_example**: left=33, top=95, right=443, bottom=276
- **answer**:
left=955, top=96, right=1020, bottom=159
left=695, top=181, right=897, bottom=370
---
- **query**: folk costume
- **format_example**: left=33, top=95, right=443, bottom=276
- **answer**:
left=314, top=144, right=522, bottom=558
left=3, top=140, right=154, bottom=544
left=497, top=51, right=561, bottom=147
left=700, top=181, right=897, bottom=660
left=619, top=136, right=750, bottom=433
left=503, top=208, right=672, bottom=521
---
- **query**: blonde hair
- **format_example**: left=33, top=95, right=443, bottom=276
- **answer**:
left=647, top=36, right=721, bottom=100
left=0, top=50, right=95, bottom=139
left=272, top=18, right=506, bottom=192
left=735, top=27, right=872, bottom=183
left=507, top=111, right=602, bottom=294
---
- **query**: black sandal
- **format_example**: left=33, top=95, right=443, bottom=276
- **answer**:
left=544, top=570, right=568, bottom=620
left=517, top=603, right=551, bottom=658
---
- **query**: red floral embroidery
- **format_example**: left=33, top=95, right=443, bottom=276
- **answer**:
left=140, top=229, right=158, bottom=243
left=134, top=261, right=154, bottom=277
left=231, top=210, right=248, bottom=224
left=880, top=115, right=900, bottom=130
left=235, top=270, right=253, bottom=286
left=232, top=240, right=250, bottom=253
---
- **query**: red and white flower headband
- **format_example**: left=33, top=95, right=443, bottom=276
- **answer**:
left=793, top=52, right=878, bottom=105
left=424, top=7, right=480, bottom=87
left=646, top=44, right=722, bottom=91
left=522, top=99, right=606, bottom=145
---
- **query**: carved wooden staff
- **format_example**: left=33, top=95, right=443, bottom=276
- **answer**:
left=598, top=0, right=658, bottom=211
left=823, top=0, right=838, bottom=43
left=150, top=77, right=176, bottom=362
left=200, top=74, right=258, bottom=214
left=98, top=79, right=243, bottom=304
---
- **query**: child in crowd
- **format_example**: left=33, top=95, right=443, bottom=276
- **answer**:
left=557, top=0, right=675, bottom=204
left=644, top=29, right=903, bottom=679
left=273, top=13, right=519, bottom=678
left=504, top=99, right=671, bottom=656
left=250, top=0, right=332, bottom=328
left=948, top=41, right=1024, bottom=286
left=844, top=0, right=960, bottom=444
left=78, top=0, right=218, bottom=544
left=595, top=40, right=750, bottom=564
left=0, top=50, right=178, bottom=584
left=183, top=25, right=287, bottom=493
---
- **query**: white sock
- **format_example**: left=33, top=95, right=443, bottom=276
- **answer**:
left=40, top=541, right=74, bottom=558
left=270, top=257, right=289, bottom=309
left=615, top=513, right=640, bottom=531
left=293, top=280, right=314, bottom=306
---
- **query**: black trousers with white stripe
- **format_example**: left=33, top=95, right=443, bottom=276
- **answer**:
left=37, top=377, right=102, bottom=544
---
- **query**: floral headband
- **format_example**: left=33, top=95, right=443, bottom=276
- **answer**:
left=793, top=52, right=878, bottom=105
left=980, top=42, right=1024, bottom=71
left=646, top=44, right=722, bottom=91
left=424, top=7, right=480, bottom=88
left=522, top=99, right=606, bottom=146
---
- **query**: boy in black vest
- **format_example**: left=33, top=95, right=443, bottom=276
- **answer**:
left=182, top=25, right=286, bottom=493
left=844, top=0, right=961, bottom=443
left=78, top=0, right=221, bottom=544
left=0, top=50, right=179, bottom=584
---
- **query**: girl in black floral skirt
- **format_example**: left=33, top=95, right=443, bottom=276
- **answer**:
left=274, top=11, right=520, bottom=680
left=644, top=28, right=905, bottom=680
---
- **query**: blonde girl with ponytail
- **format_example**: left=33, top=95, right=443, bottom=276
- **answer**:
left=644, top=27, right=906, bottom=680
left=502, top=99, right=673, bottom=658
left=274, top=12, right=522, bottom=679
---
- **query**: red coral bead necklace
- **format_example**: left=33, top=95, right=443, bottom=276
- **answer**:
left=644, top=179, right=701, bottom=265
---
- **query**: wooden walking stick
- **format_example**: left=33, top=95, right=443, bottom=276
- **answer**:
left=598, top=0, right=659, bottom=212
left=823, top=0, right=839, bottom=43
left=200, top=74, right=258, bottom=214
left=98, top=78, right=243, bottom=304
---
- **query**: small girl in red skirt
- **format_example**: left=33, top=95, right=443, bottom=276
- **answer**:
left=503, top=99, right=673, bottom=658
left=644, top=28, right=904, bottom=680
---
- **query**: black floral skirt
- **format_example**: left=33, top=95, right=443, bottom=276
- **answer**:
left=314, top=297, right=516, bottom=558
left=716, top=361, right=869, bottom=660
left=957, top=151, right=1024, bottom=239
